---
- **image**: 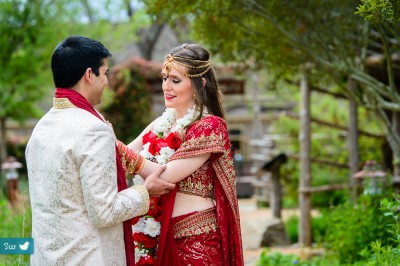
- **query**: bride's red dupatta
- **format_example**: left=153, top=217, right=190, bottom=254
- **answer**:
left=156, top=116, right=244, bottom=266
left=55, top=88, right=135, bottom=266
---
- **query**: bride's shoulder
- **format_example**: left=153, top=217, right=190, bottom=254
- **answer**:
left=199, top=115, right=226, bottom=126
left=189, top=116, right=227, bottom=135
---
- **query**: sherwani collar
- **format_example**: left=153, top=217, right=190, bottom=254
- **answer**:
left=53, top=97, right=76, bottom=109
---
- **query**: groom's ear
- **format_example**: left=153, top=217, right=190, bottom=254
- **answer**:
left=83, top=68, right=93, bottom=84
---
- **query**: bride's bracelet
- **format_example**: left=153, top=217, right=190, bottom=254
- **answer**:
left=117, top=140, right=145, bottom=175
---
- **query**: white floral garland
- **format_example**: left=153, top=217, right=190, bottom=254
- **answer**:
left=139, top=105, right=208, bottom=164
left=133, top=105, right=208, bottom=264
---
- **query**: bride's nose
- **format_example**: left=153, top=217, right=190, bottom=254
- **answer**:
left=162, top=80, right=171, bottom=91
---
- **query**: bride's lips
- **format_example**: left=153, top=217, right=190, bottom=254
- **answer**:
left=165, top=94, right=176, bottom=101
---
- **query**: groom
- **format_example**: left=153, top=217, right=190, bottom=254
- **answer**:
left=25, top=35, right=174, bottom=265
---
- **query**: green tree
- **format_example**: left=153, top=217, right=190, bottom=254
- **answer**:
left=0, top=0, right=62, bottom=162
left=142, top=0, right=400, bottom=171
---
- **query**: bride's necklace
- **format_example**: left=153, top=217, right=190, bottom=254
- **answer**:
left=153, top=105, right=208, bottom=138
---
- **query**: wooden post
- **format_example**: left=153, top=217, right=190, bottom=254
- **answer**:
left=262, top=153, right=288, bottom=219
left=348, top=78, right=359, bottom=202
left=299, top=68, right=312, bottom=247
left=251, top=73, right=262, bottom=139
left=270, top=168, right=282, bottom=219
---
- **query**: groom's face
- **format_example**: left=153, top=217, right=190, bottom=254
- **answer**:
left=87, top=58, right=109, bottom=106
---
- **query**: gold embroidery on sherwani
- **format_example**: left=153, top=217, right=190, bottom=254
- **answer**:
left=117, top=140, right=145, bottom=175
left=53, top=97, right=76, bottom=109
left=174, top=208, right=217, bottom=239
left=132, top=184, right=150, bottom=215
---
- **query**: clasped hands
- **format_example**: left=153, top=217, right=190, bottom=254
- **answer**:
left=143, top=165, right=175, bottom=197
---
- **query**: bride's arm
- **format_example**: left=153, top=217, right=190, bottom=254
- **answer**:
left=138, top=153, right=211, bottom=183
left=127, top=118, right=160, bottom=151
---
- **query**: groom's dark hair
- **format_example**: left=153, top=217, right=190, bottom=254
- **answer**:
left=51, top=35, right=111, bottom=88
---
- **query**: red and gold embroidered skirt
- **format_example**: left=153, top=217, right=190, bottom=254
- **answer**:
left=171, top=208, right=223, bottom=265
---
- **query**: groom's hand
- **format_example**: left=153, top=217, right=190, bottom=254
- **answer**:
left=143, top=165, right=175, bottom=197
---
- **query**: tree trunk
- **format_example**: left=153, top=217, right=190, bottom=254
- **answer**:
left=137, top=23, right=165, bottom=60
left=347, top=78, right=359, bottom=202
left=299, top=68, right=312, bottom=247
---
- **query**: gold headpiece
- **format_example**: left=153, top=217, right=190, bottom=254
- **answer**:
left=162, top=54, right=212, bottom=78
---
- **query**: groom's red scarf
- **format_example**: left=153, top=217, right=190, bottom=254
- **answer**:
left=55, top=88, right=135, bottom=266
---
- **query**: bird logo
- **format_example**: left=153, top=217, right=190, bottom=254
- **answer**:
left=19, top=242, right=29, bottom=251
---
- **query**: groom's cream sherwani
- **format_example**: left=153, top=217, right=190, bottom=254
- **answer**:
left=26, top=98, right=149, bottom=265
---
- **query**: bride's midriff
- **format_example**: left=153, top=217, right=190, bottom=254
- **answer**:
left=172, top=192, right=215, bottom=218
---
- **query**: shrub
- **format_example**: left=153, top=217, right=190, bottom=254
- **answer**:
left=360, top=197, right=400, bottom=265
left=284, top=213, right=328, bottom=244
left=324, top=194, right=394, bottom=263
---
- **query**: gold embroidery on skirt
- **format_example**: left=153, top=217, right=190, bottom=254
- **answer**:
left=173, top=208, right=217, bottom=239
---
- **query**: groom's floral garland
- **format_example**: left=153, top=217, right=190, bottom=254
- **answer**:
left=132, top=106, right=207, bottom=265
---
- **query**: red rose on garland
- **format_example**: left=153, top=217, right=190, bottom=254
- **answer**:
left=147, top=141, right=158, bottom=156
left=155, top=138, right=168, bottom=153
left=134, top=232, right=158, bottom=249
left=165, top=132, right=182, bottom=149
left=142, top=131, right=157, bottom=144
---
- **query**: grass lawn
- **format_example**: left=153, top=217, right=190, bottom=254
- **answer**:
left=0, top=178, right=31, bottom=265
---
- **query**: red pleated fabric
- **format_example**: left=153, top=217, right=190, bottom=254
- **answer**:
left=55, top=88, right=135, bottom=266
left=155, top=187, right=182, bottom=266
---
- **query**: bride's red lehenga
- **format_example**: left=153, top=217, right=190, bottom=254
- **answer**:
left=156, top=116, right=244, bottom=266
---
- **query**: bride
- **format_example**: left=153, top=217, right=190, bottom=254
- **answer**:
left=118, top=43, right=244, bottom=266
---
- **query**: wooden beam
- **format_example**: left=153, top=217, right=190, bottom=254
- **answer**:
left=299, top=183, right=357, bottom=193
left=285, top=112, right=384, bottom=139
left=288, top=154, right=348, bottom=169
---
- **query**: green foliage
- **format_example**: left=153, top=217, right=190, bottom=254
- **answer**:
left=284, top=214, right=329, bottom=244
left=0, top=190, right=31, bottom=265
left=0, top=0, right=58, bottom=121
left=143, top=0, right=363, bottom=72
left=284, top=216, right=300, bottom=244
left=257, top=250, right=300, bottom=266
left=261, top=195, right=400, bottom=265
left=324, top=194, right=395, bottom=263
left=356, top=0, right=400, bottom=24
left=360, top=196, right=400, bottom=265
left=256, top=249, right=366, bottom=266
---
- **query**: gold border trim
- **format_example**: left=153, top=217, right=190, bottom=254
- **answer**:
left=132, top=184, right=150, bottom=215
left=53, top=98, right=76, bottom=109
